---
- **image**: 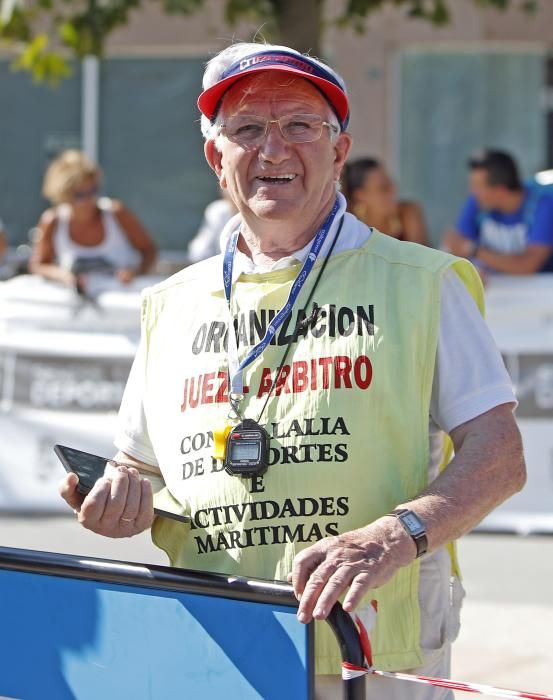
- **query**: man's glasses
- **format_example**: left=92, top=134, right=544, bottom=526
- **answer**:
left=72, top=185, right=98, bottom=201
left=218, top=113, right=338, bottom=147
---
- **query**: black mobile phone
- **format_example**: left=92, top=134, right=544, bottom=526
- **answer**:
left=54, top=444, right=189, bottom=524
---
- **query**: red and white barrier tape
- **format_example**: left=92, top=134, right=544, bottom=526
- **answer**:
left=342, top=603, right=553, bottom=699
left=341, top=662, right=553, bottom=699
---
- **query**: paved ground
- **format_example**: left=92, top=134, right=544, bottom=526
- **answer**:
left=452, top=533, right=553, bottom=698
left=1, top=516, right=552, bottom=699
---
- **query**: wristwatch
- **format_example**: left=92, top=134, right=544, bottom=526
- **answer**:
left=390, top=509, right=428, bottom=558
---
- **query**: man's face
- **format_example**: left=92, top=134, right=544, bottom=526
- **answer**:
left=469, top=168, right=501, bottom=209
left=205, top=73, right=351, bottom=231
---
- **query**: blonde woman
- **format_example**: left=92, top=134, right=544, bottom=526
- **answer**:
left=30, top=150, right=157, bottom=290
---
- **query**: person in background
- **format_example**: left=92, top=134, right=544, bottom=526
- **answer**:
left=0, top=216, right=7, bottom=261
left=29, top=150, right=157, bottom=290
left=443, top=149, right=553, bottom=274
left=0, top=216, right=10, bottom=279
left=187, top=188, right=238, bottom=263
left=342, top=157, right=429, bottom=245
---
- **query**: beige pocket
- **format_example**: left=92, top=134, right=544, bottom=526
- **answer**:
left=418, top=548, right=451, bottom=652
left=446, top=575, right=465, bottom=644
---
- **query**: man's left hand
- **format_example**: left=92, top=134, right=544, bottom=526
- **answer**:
left=288, top=517, right=416, bottom=623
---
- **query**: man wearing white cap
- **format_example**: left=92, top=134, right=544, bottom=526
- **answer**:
left=60, top=42, right=525, bottom=698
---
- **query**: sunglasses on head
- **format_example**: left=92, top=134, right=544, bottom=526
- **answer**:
left=72, top=185, right=98, bottom=201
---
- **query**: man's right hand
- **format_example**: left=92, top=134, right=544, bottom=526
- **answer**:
left=58, top=465, right=154, bottom=538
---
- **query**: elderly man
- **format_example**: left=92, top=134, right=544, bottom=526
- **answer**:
left=60, top=43, right=525, bottom=699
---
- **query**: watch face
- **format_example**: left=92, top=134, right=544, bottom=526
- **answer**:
left=401, top=511, right=425, bottom=536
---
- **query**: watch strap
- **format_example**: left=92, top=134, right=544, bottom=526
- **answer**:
left=390, top=508, right=428, bottom=558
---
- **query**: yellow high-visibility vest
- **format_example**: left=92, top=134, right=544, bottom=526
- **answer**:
left=142, top=229, right=483, bottom=673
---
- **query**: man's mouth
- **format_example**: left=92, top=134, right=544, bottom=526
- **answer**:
left=256, top=174, right=297, bottom=184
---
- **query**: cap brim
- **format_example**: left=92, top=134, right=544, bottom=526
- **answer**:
left=198, top=65, right=349, bottom=128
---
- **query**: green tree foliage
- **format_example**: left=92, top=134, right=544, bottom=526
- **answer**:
left=0, top=0, right=537, bottom=85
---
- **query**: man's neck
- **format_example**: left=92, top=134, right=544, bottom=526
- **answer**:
left=498, top=189, right=525, bottom=214
left=237, top=200, right=335, bottom=266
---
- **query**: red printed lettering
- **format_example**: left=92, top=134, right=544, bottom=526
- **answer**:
left=354, top=355, right=373, bottom=389
left=201, top=372, right=216, bottom=405
left=334, top=356, right=353, bottom=388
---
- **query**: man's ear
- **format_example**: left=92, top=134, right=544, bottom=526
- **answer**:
left=204, top=140, right=225, bottom=186
left=333, top=132, right=353, bottom=183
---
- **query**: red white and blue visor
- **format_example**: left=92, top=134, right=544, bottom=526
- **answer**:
left=197, top=49, right=350, bottom=131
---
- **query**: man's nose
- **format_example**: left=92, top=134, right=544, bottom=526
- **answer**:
left=258, top=121, right=290, bottom=162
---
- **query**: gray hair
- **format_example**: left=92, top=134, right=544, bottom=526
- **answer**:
left=200, top=42, right=344, bottom=145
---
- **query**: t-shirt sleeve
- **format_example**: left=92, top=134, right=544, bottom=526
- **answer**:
left=527, top=194, right=553, bottom=246
left=114, top=335, right=158, bottom=466
left=430, top=268, right=517, bottom=434
left=455, top=195, right=480, bottom=241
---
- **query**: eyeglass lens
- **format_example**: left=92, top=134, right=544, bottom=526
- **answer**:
left=222, top=114, right=331, bottom=145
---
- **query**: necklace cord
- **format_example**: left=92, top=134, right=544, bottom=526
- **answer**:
left=255, top=215, right=345, bottom=424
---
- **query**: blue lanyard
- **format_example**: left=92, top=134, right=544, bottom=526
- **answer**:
left=223, top=199, right=340, bottom=396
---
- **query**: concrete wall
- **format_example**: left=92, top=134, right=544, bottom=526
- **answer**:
left=2, top=0, right=551, bottom=246
left=104, top=0, right=553, bottom=163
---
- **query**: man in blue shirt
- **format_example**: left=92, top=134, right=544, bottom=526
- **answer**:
left=444, top=149, right=553, bottom=273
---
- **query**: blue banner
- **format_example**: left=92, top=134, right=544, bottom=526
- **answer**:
left=0, top=566, right=312, bottom=700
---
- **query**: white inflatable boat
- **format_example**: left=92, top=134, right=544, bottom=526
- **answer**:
left=478, top=273, right=553, bottom=533
left=0, top=274, right=161, bottom=511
